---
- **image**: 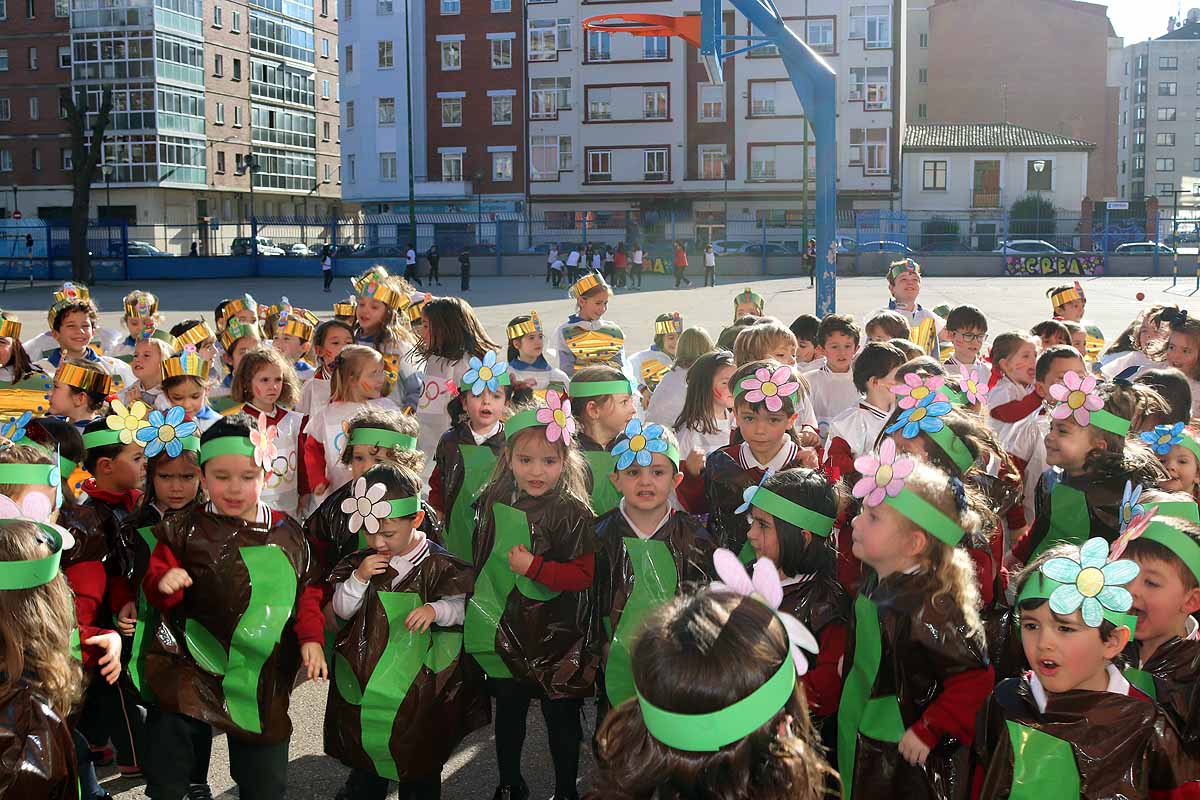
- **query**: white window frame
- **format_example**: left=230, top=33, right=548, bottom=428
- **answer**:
left=378, top=97, right=396, bottom=126
left=378, top=40, right=393, bottom=68
left=643, top=88, right=668, bottom=120
left=699, top=144, right=726, bottom=180
left=492, top=151, right=513, bottom=181
left=698, top=83, right=724, bottom=122
left=440, top=40, right=462, bottom=70
left=0, top=150, right=11, bottom=172
left=642, top=36, right=667, bottom=60
left=491, top=94, right=513, bottom=124
left=441, top=151, right=463, bottom=181
left=587, top=149, right=612, bottom=182
left=865, top=128, right=889, bottom=175
left=644, top=148, right=667, bottom=181
left=491, top=38, right=512, bottom=68
left=587, top=30, right=611, bottom=61
left=749, top=145, right=776, bottom=180
left=440, top=96, right=463, bottom=127
left=750, top=82, right=776, bottom=116
left=379, top=152, right=397, bottom=181
left=440, top=0, right=459, bottom=14
left=587, top=88, right=611, bottom=121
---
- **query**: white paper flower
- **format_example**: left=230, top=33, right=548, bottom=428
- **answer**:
left=339, top=477, right=392, bottom=534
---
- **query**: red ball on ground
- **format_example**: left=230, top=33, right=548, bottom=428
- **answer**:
left=1136, top=292, right=1145, bottom=301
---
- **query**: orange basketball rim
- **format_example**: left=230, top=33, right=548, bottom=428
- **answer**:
left=581, top=13, right=702, bottom=48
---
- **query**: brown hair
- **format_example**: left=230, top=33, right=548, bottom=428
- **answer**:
left=51, top=299, right=98, bottom=332
left=414, top=297, right=500, bottom=362
left=0, top=444, right=54, bottom=500
left=1079, top=381, right=1170, bottom=483
left=338, top=406, right=424, bottom=473
left=732, top=321, right=797, bottom=366
left=230, top=346, right=301, bottom=408
left=593, top=589, right=833, bottom=800
left=143, top=450, right=203, bottom=509
left=570, top=365, right=631, bottom=440
left=865, top=310, right=910, bottom=340
left=673, top=327, right=715, bottom=369
left=161, top=374, right=209, bottom=396
left=329, top=344, right=383, bottom=402
left=479, top=403, right=592, bottom=512
left=675, top=350, right=736, bottom=435
left=0, top=519, right=83, bottom=716
left=990, top=331, right=1037, bottom=366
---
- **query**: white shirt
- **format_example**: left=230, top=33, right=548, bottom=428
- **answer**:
left=618, top=499, right=672, bottom=540
left=550, top=259, right=565, bottom=272
left=704, top=250, right=716, bottom=267
left=547, top=248, right=559, bottom=263
left=804, top=365, right=860, bottom=437
left=632, top=249, right=643, bottom=265
left=331, top=533, right=466, bottom=623
left=645, top=365, right=688, bottom=428
left=824, top=401, right=889, bottom=461
left=405, top=248, right=416, bottom=265
left=676, top=414, right=733, bottom=461
left=566, top=250, right=581, bottom=267
left=1028, top=663, right=1129, bottom=713
left=469, top=420, right=502, bottom=445
left=739, top=439, right=798, bottom=472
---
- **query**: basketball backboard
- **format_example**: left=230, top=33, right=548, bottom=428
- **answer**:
left=699, top=0, right=723, bottom=84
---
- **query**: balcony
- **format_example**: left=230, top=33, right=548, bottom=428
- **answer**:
left=971, top=191, right=1001, bottom=209
left=415, top=179, right=472, bottom=199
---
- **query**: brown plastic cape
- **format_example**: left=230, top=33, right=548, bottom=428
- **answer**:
left=80, top=496, right=137, bottom=586
left=434, top=420, right=505, bottom=561
left=142, top=509, right=317, bottom=744
left=702, top=444, right=808, bottom=555
left=0, top=678, right=79, bottom=800
left=1123, top=636, right=1200, bottom=746
left=305, top=480, right=444, bottom=582
left=779, top=574, right=850, bottom=644
left=840, top=570, right=988, bottom=800
left=57, top=502, right=112, bottom=569
left=974, top=675, right=1200, bottom=799
left=323, top=544, right=489, bottom=781
left=469, top=490, right=600, bottom=699
left=1023, top=468, right=1127, bottom=556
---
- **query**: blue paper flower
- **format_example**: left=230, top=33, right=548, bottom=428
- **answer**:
left=1140, top=422, right=1186, bottom=456
left=1041, top=537, right=1139, bottom=628
left=735, top=468, right=776, bottom=515
left=462, top=351, right=509, bottom=395
left=0, top=411, right=32, bottom=443
left=884, top=391, right=953, bottom=439
left=1118, top=480, right=1145, bottom=533
left=136, top=405, right=199, bottom=458
left=610, top=419, right=669, bottom=471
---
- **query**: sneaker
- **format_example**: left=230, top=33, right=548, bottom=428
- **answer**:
left=186, top=786, right=214, bottom=800
left=492, top=782, right=530, bottom=800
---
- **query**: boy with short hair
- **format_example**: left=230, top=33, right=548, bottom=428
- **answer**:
left=876, top=259, right=943, bottom=331
left=944, top=304, right=991, bottom=384
left=1031, top=319, right=1071, bottom=352
left=864, top=310, right=910, bottom=343
left=789, top=314, right=821, bottom=370
left=805, top=313, right=863, bottom=436
left=34, top=283, right=135, bottom=388
left=823, top=341, right=907, bottom=480
left=1035, top=345, right=1087, bottom=415
left=49, top=359, right=113, bottom=430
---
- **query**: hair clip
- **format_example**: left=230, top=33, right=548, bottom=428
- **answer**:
left=1163, top=308, right=1190, bottom=328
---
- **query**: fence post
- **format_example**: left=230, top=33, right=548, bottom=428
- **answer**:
left=581, top=214, right=588, bottom=248
left=251, top=216, right=259, bottom=277
left=122, top=221, right=129, bottom=281
left=44, top=224, right=53, bottom=282
left=1104, top=206, right=1112, bottom=278
left=496, top=222, right=503, bottom=276
left=761, top=216, right=768, bottom=275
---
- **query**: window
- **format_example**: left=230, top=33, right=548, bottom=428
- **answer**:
left=1195, top=132, right=1200, bottom=146
left=0, top=151, right=10, bottom=172
left=1158, top=107, right=1177, bottom=121
left=805, top=19, right=834, bottom=53
left=378, top=97, right=395, bottom=125
left=643, top=88, right=668, bottom=120
left=217, top=150, right=226, bottom=173
left=529, top=19, right=568, bottom=61
left=587, top=150, right=611, bottom=181
left=24, top=0, right=30, bottom=16
left=699, top=84, right=724, bottom=121
left=324, top=163, right=333, bottom=181
left=213, top=5, right=221, bottom=25
left=919, top=32, right=927, bottom=47
left=491, top=0, right=509, bottom=11
left=440, top=41, right=461, bottom=70
left=531, top=77, right=570, bottom=118
left=644, top=148, right=667, bottom=180
left=57, top=45, right=70, bottom=68
left=233, top=105, right=242, bottom=126
left=441, top=151, right=462, bottom=180
left=28, top=97, right=38, bottom=120
left=346, top=100, right=354, bottom=127
left=1193, top=158, right=1200, bottom=172
left=0, top=0, right=6, bottom=18
left=377, top=0, right=391, bottom=12
left=31, top=148, right=40, bottom=170
left=441, top=96, right=462, bottom=126
left=588, top=89, right=610, bottom=120
left=1156, top=132, right=1176, bottom=146
left=864, top=66, right=890, bottom=110
left=491, top=95, right=512, bottom=124
left=1160, top=56, right=1178, bottom=69
left=348, top=154, right=355, bottom=182
left=1120, top=111, right=1127, bottom=124
left=1136, top=131, right=1146, bottom=146
left=379, top=151, right=397, bottom=180
left=0, top=98, right=8, bottom=120
left=231, top=10, right=240, bottom=30
left=1159, top=81, right=1178, bottom=96
left=750, top=145, right=776, bottom=180
left=27, top=47, right=37, bottom=70
left=1157, top=157, right=1176, bottom=171
left=587, top=30, right=611, bottom=61
left=531, top=135, right=571, bottom=179
left=1026, top=159, right=1052, bottom=191
left=441, top=0, right=458, bottom=13
left=918, top=67, right=927, bottom=84
left=491, top=38, right=512, bottom=68
left=345, top=45, right=353, bottom=70
left=922, top=160, right=946, bottom=190
left=378, top=40, right=393, bottom=68
left=322, top=79, right=330, bottom=98
left=1157, top=182, right=1176, bottom=196
left=642, top=36, right=667, bottom=60
left=865, top=128, right=889, bottom=174
left=216, top=102, right=225, bottom=123
left=849, top=5, right=891, bottom=48
left=699, top=145, right=726, bottom=179
left=750, top=82, right=776, bottom=116
left=322, top=38, right=330, bottom=58
left=322, top=120, right=330, bottom=140
left=917, top=102, right=927, bottom=119
left=61, top=148, right=71, bottom=170
left=232, top=58, right=241, bottom=80
left=493, top=151, right=513, bottom=180
left=214, top=53, right=224, bottom=76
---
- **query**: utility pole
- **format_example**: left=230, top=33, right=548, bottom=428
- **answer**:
left=404, top=0, right=417, bottom=244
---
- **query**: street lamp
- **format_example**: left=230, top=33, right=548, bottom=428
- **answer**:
left=722, top=155, right=731, bottom=241
left=1032, top=159, right=1046, bottom=238
left=100, top=162, right=113, bottom=219
left=235, top=153, right=259, bottom=254
left=473, top=170, right=484, bottom=231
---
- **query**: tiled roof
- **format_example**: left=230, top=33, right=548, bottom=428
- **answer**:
left=904, top=123, right=1095, bottom=152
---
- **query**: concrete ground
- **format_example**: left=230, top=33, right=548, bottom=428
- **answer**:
left=7, top=269, right=1189, bottom=799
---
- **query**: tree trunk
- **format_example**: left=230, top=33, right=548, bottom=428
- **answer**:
left=64, top=88, right=112, bottom=286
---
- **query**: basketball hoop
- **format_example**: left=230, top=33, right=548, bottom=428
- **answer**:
left=581, top=13, right=702, bottom=48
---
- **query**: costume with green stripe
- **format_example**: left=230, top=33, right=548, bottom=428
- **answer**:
left=1022, top=468, right=1134, bottom=559
left=323, top=542, right=488, bottom=782
left=433, top=421, right=504, bottom=561
left=142, top=508, right=316, bottom=744
left=577, top=432, right=622, bottom=516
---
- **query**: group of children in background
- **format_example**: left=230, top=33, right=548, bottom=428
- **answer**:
left=2, top=259, right=1200, bottom=800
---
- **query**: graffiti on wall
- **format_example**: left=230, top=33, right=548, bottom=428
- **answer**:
left=1004, top=254, right=1103, bottom=277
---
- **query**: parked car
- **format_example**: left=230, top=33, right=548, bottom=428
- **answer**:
left=1114, top=241, right=1175, bottom=255
left=358, top=244, right=405, bottom=258
left=463, top=243, right=497, bottom=256
left=836, top=236, right=858, bottom=253
left=992, top=239, right=1064, bottom=255
left=710, top=240, right=754, bottom=255
left=742, top=243, right=798, bottom=256
left=307, top=243, right=330, bottom=256
left=919, top=240, right=974, bottom=253
left=858, top=240, right=915, bottom=255
left=280, top=243, right=312, bottom=256
left=113, top=240, right=173, bottom=257
left=231, top=236, right=286, bottom=256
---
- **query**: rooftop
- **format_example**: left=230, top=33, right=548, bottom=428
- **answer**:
left=903, top=123, right=1096, bottom=152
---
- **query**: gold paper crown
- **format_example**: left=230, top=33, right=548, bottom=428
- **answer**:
left=507, top=310, right=542, bottom=341
left=404, top=294, right=430, bottom=323
left=0, top=312, right=22, bottom=340
left=47, top=283, right=92, bottom=328
left=734, top=287, right=763, bottom=309
left=162, top=348, right=212, bottom=380
left=219, top=294, right=258, bottom=329
left=358, top=277, right=409, bottom=311
left=276, top=311, right=319, bottom=342
left=1051, top=282, right=1084, bottom=308
left=655, top=312, right=683, bottom=336
left=124, top=293, right=159, bottom=319
left=175, top=321, right=215, bottom=349
left=220, top=319, right=261, bottom=352
left=333, top=298, right=357, bottom=318
left=55, top=362, right=113, bottom=396
left=569, top=272, right=607, bottom=299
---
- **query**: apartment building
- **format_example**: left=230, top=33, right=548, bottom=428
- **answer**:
left=1113, top=11, right=1200, bottom=203
left=339, top=0, right=905, bottom=232
left=0, top=0, right=340, bottom=238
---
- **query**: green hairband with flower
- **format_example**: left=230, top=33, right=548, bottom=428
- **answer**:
left=341, top=476, right=420, bottom=534
left=1049, top=371, right=1130, bottom=436
left=734, top=365, right=800, bottom=412
left=735, top=469, right=835, bottom=537
left=1019, top=533, right=1142, bottom=631
left=611, top=419, right=678, bottom=471
left=851, top=439, right=964, bottom=546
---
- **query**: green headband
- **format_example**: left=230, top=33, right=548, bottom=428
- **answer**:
left=1146, top=501, right=1200, bottom=525
left=348, top=428, right=418, bottom=450
left=925, top=426, right=975, bottom=473
left=505, top=408, right=546, bottom=440
left=0, top=463, right=58, bottom=487
left=885, top=489, right=965, bottom=546
left=747, top=487, right=836, bottom=537
left=1140, top=520, right=1200, bottom=586
left=1090, top=409, right=1132, bottom=437
left=1016, top=571, right=1137, bottom=633
left=198, top=435, right=256, bottom=465
left=178, top=435, right=200, bottom=454
left=59, top=456, right=77, bottom=478
left=569, top=378, right=633, bottom=398
left=83, top=430, right=127, bottom=451
left=0, top=523, right=64, bottom=590
left=385, top=496, right=421, bottom=518
left=637, top=653, right=794, bottom=752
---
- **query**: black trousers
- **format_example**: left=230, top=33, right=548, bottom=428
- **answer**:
left=78, top=673, right=145, bottom=768
left=144, top=708, right=288, bottom=800
left=673, top=264, right=691, bottom=287
left=631, top=264, right=643, bottom=287
left=404, top=263, right=423, bottom=287
left=323, top=269, right=334, bottom=290
left=551, top=269, right=563, bottom=288
left=704, top=266, right=716, bottom=287
left=460, top=265, right=471, bottom=291
left=342, top=767, right=440, bottom=800
left=545, top=262, right=554, bottom=283
left=428, top=259, right=441, bottom=283
left=491, top=679, right=583, bottom=796
left=74, top=729, right=106, bottom=800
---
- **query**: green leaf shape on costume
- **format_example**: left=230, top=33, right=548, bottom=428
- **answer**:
left=446, top=444, right=497, bottom=561
left=605, top=538, right=677, bottom=708
left=837, top=594, right=884, bottom=800
left=1005, top=721, right=1080, bottom=800
left=361, top=591, right=429, bottom=782
left=334, top=652, right=363, bottom=706
left=128, top=525, right=159, bottom=699
left=858, top=695, right=905, bottom=742
left=424, top=631, right=462, bottom=673
left=185, top=618, right=230, bottom=676
left=69, top=627, right=81, bottom=663
left=1031, top=483, right=1089, bottom=559
left=582, top=450, right=621, bottom=516
left=1124, top=667, right=1158, bottom=700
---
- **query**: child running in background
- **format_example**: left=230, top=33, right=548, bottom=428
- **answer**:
left=673, top=349, right=736, bottom=512
left=506, top=311, right=568, bottom=400
left=226, top=347, right=304, bottom=517
left=569, top=366, right=638, bottom=516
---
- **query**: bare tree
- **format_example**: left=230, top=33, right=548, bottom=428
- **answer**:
left=63, top=88, right=112, bottom=285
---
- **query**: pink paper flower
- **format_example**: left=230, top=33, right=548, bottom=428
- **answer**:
left=1049, top=370, right=1103, bottom=426
left=851, top=438, right=914, bottom=507
left=250, top=411, right=279, bottom=472
left=536, top=390, right=576, bottom=446
left=959, top=366, right=990, bottom=405
left=891, top=372, right=945, bottom=410
left=739, top=366, right=800, bottom=412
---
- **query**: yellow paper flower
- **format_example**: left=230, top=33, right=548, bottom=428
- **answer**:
left=105, top=399, right=151, bottom=445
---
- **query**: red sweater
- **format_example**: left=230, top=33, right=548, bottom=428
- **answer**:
left=63, top=560, right=112, bottom=672
left=526, top=552, right=595, bottom=592
left=910, top=665, right=995, bottom=748
left=803, top=622, right=847, bottom=717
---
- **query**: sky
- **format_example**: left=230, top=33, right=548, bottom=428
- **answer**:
left=1098, top=0, right=1192, bottom=43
